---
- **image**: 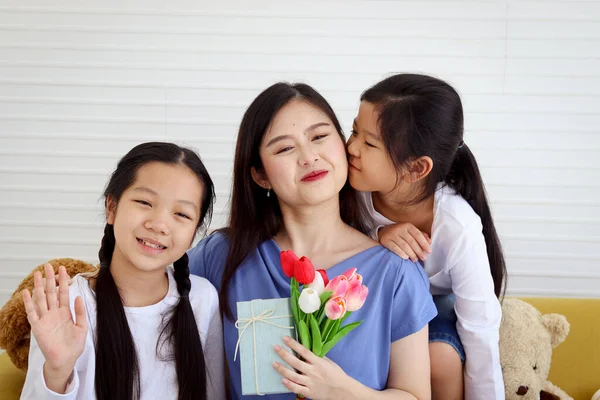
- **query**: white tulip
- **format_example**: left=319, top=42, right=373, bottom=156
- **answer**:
left=306, top=272, right=325, bottom=295
left=298, top=288, right=321, bottom=314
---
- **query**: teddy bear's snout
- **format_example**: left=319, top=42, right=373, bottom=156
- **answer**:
left=517, top=386, right=529, bottom=395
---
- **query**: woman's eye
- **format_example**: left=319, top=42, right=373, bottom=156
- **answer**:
left=276, top=146, right=293, bottom=154
left=175, top=212, right=191, bottom=220
left=135, top=200, right=151, bottom=206
left=312, top=134, right=328, bottom=141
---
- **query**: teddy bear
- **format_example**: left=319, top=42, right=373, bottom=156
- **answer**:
left=500, top=298, right=573, bottom=400
left=0, top=258, right=97, bottom=370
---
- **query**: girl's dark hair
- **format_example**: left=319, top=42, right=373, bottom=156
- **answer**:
left=361, top=73, right=506, bottom=298
left=95, top=142, right=215, bottom=400
left=219, top=82, right=368, bottom=319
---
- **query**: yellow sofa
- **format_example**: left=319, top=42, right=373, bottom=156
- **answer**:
left=1, top=298, right=599, bottom=399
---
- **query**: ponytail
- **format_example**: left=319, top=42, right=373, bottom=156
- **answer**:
left=446, top=144, right=507, bottom=298
left=95, top=223, right=141, bottom=400
left=158, top=253, right=208, bottom=400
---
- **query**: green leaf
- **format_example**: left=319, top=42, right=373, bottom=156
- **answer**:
left=321, top=318, right=335, bottom=342
left=324, top=318, right=340, bottom=342
left=319, top=290, right=333, bottom=304
left=340, top=311, right=352, bottom=324
left=321, top=321, right=363, bottom=357
left=298, top=320, right=311, bottom=350
left=290, top=296, right=299, bottom=327
left=291, top=278, right=306, bottom=324
left=309, top=314, right=322, bottom=356
left=290, top=279, right=300, bottom=325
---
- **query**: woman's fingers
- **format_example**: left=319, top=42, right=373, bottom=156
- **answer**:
left=272, top=359, right=310, bottom=386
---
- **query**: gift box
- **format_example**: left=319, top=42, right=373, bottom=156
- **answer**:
left=235, top=298, right=296, bottom=395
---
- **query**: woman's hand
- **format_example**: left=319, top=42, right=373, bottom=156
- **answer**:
left=378, top=223, right=431, bottom=262
left=22, top=264, right=87, bottom=392
left=272, top=336, right=351, bottom=400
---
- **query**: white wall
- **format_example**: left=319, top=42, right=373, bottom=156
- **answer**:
left=1, top=0, right=599, bottom=307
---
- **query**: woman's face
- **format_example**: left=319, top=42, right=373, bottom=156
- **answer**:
left=254, top=99, right=348, bottom=209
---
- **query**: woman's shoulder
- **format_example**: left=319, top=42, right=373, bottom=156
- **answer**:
left=358, top=245, right=429, bottom=285
left=187, top=231, right=231, bottom=287
left=190, top=231, right=230, bottom=258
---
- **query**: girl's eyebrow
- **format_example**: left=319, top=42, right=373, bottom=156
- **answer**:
left=133, top=186, right=198, bottom=209
left=352, top=119, right=380, bottom=141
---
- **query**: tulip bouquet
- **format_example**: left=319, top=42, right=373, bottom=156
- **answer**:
left=280, top=250, right=368, bottom=358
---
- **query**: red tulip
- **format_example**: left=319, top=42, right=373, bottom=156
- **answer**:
left=294, top=256, right=316, bottom=285
left=317, top=269, right=329, bottom=287
left=280, top=250, right=299, bottom=278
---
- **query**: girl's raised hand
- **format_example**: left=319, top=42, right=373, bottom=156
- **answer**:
left=378, top=223, right=432, bottom=262
left=22, top=264, right=87, bottom=376
left=273, top=336, right=351, bottom=400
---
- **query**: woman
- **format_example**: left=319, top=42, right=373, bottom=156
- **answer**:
left=189, top=82, right=436, bottom=399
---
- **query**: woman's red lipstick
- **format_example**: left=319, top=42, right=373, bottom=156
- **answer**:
left=301, top=170, right=328, bottom=182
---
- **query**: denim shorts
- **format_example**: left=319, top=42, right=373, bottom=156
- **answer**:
left=429, top=294, right=466, bottom=363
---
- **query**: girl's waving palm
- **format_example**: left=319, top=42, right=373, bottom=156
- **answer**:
left=22, top=264, right=87, bottom=392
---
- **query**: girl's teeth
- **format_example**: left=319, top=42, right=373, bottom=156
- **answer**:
left=142, top=240, right=164, bottom=249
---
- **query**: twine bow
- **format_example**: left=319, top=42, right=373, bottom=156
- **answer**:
left=234, top=300, right=294, bottom=396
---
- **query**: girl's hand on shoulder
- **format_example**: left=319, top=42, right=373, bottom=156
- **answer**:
left=22, top=264, right=87, bottom=374
left=378, top=223, right=432, bottom=262
left=273, top=336, right=350, bottom=400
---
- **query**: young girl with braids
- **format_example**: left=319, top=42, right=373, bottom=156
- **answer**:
left=20, top=142, right=225, bottom=400
left=347, top=74, right=506, bottom=399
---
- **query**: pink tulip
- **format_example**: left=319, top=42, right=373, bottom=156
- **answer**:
left=342, top=267, right=357, bottom=280
left=325, top=275, right=348, bottom=297
left=325, top=296, right=347, bottom=320
left=347, top=273, right=363, bottom=291
left=342, top=268, right=363, bottom=290
left=345, top=285, right=369, bottom=312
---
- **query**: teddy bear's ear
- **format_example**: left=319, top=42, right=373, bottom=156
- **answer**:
left=541, top=313, right=570, bottom=348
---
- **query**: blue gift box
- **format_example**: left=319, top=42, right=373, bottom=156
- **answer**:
left=235, top=298, right=296, bottom=395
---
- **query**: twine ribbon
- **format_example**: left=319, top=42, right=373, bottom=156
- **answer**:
left=234, top=300, right=294, bottom=396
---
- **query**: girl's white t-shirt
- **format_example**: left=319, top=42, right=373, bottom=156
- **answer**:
left=361, top=184, right=504, bottom=400
left=21, top=267, right=225, bottom=400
